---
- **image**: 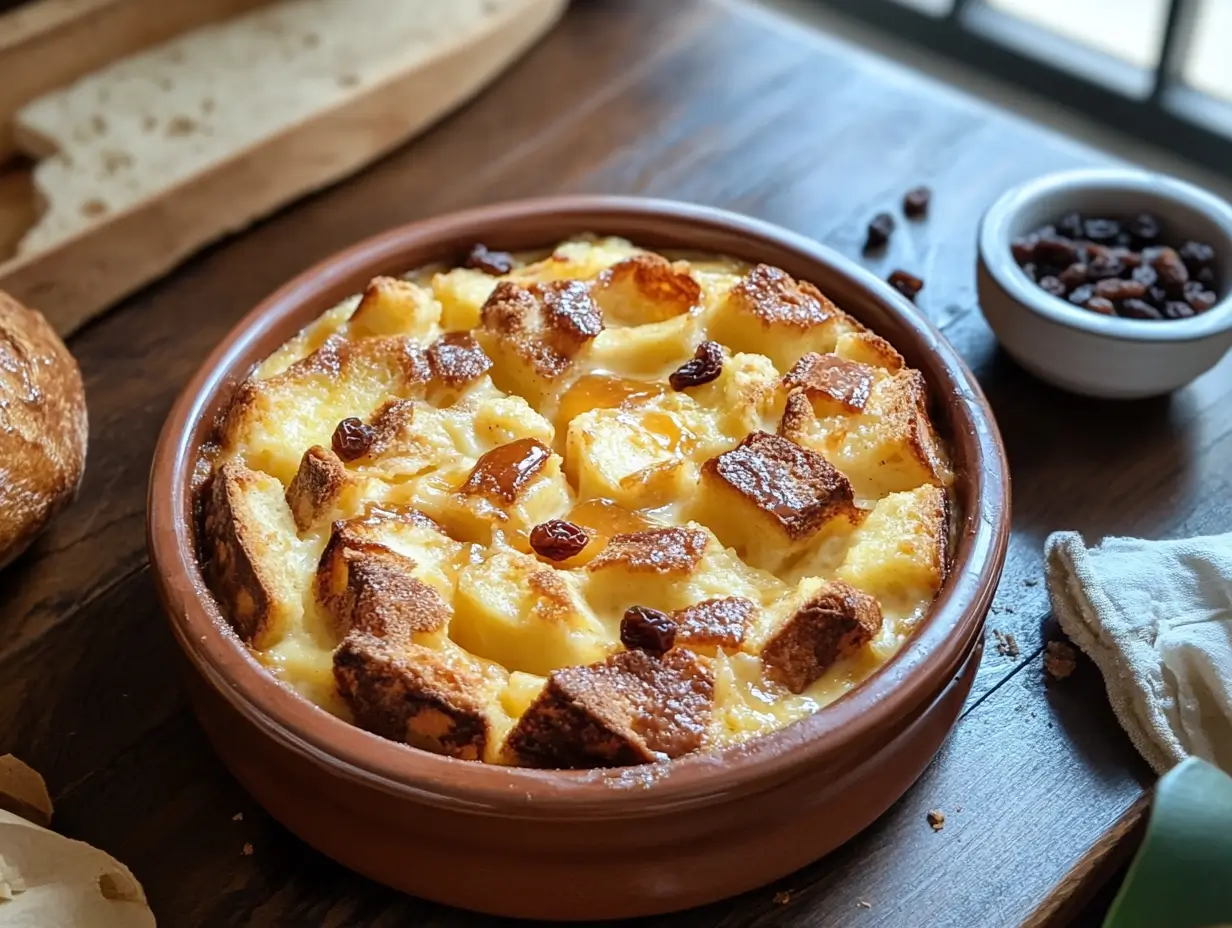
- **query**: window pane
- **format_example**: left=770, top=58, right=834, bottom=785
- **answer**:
left=983, top=0, right=1169, bottom=68
left=890, top=0, right=954, bottom=14
left=1183, top=0, right=1232, bottom=102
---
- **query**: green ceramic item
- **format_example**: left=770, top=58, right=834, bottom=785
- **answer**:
left=1103, top=757, right=1232, bottom=928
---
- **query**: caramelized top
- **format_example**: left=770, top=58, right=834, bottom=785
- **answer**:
left=460, top=437, right=552, bottom=503
left=703, top=431, right=856, bottom=540
left=203, top=235, right=951, bottom=771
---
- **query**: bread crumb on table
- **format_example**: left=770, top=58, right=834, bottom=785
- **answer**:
left=1044, top=641, right=1077, bottom=680
left=241, top=843, right=254, bottom=857
left=927, top=809, right=945, bottom=831
left=857, top=899, right=872, bottom=909
left=993, top=629, right=1019, bottom=658
left=231, top=812, right=243, bottom=822
left=773, top=891, right=792, bottom=905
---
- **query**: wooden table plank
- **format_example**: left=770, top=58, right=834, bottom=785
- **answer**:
left=3, top=0, right=1227, bottom=925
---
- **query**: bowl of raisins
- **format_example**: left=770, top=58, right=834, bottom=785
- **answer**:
left=978, top=167, right=1232, bottom=398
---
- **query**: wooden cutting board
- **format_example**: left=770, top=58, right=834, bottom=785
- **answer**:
left=0, top=0, right=566, bottom=335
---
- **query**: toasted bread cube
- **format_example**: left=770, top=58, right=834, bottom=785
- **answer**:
left=334, top=632, right=507, bottom=761
left=566, top=406, right=694, bottom=510
left=317, top=507, right=464, bottom=604
left=836, top=485, right=948, bottom=611
left=672, top=596, right=757, bottom=653
left=707, top=264, right=864, bottom=371
left=453, top=550, right=611, bottom=676
left=834, top=330, right=904, bottom=372
left=694, top=431, right=859, bottom=571
left=316, top=536, right=452, bottom=644
left=432, top=267, right=500, bottom=331
left=221, top=334, right=431, bottom=483
left=503, top=648, right=714, bottom=768
left=204, top=462, right=308, bottom=647
left=348, top=276, right=442, bottom=339
left=783, top=352, right=879, bottom=415
left=780, top=370, right=946, bottom=499
left=477, top=280, right=602, bottom=408
left=585, top=527, right=712, bottom=616
left=426, top=332, right=492, bottom=392
left=591, top=253, right=702, bottom=325
left=588, top=527, right=709, bottom=574
left=759, top=580, right=883, bottom=693
left=285, top=445, right=358, bottom=532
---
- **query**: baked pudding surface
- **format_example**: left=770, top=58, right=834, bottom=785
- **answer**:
left=199, top=236, right=952, bottom=769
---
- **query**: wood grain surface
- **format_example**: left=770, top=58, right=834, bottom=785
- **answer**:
left=4, top=0, right=1227, bottom=924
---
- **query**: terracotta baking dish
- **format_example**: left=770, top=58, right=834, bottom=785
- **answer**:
left=147, top=196, right=1010, bottom=920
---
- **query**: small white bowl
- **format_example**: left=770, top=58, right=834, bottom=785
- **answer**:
left=977, top=167, right=1232, bottom=398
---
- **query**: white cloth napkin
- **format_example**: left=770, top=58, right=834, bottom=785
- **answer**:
left=1044, top=531, right=1232, bottom=775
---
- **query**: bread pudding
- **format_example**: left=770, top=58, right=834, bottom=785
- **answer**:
left=199, top=236, right=953, bottom=769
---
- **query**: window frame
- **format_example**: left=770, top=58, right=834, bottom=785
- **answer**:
left=807, top=0, right=1232, bottom=179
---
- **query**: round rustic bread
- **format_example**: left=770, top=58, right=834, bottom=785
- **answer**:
left=0, top=292, right=87, bottom=569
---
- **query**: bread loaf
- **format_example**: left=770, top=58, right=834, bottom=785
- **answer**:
left=0, top=291, right=87, bottom=568
left=14, top=0, right=554, bottom=256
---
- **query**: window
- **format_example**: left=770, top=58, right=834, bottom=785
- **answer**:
left=815, top=0, right=1232, bottom=178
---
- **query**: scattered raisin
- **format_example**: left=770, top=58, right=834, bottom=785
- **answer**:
left=1011, top=235, right=1039, bottom=264
left=903, top=186, right=931, bottom=218
left=464, top=243, right=515, bottom=276
left=1094, top=278, right=1146, bottom=302
left=1114, top=231, right=1135, bottom=248
left=1057, top=211, right=1085, bottom=240
left=1148, top=286, right=1169, bottom=308
left=1085, top=296, right=1115, bottom=315
left=1083, top=218, right=1121, bottom=244
left=529, top=520, right=589, bottom=561
left=1086, top=254, right=1124, bottom=280
left=1162, top=301, right=1196, bottom=319
left=1183, top=281, right=1218, bottom=312
left=1035, top=236, right=1080, bottom=267
left=1197, top=266, right=1217, bottom=287
left=1021, top=262, right=1039, bottom=282
left=888, top=269, right=924, bottom=302
left=864, top=212, right=896, bottom=251
left=1067, top=283, right=1094, bottom=305
left=1082, top=241, right=1111, bottom=261
left=1119, top=299, right=1164, bottom=320
left=620, top=606, right=677, bottom=657
left=1152, top=247, right=1189, bottom=294
left=1179, top=240, right=1216, bottom=273
left=669, top=340, right=724, bottom=390
left=1131, top=265, right=1157, bottom=288
left=1038, top=275, right=1066, bottom=297
left=331, top=417, right=376, bottom=460
left=1058, top=263, right=1088, bottom=289
left=1110, top=247, right=1142, bottom=269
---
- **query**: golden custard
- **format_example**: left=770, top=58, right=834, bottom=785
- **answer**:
left=200, top=236, right=952, bottom=769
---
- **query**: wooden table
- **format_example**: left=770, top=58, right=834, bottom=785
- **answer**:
left=4, top=0, right=1229, bottom=924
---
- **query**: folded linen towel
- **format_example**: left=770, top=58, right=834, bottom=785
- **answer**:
left=1044, top=531, right=1232, bottom=775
